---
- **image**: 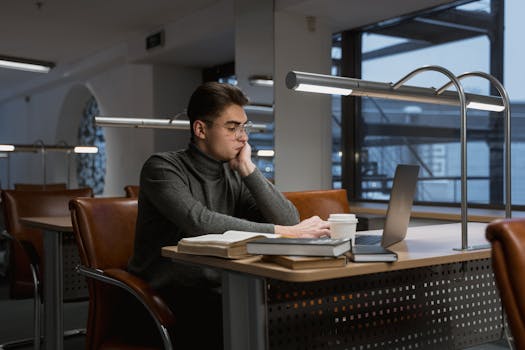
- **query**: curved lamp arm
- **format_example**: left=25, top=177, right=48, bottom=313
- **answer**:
left=391, top=65, right=470, bottom=250
left=438, top=71, right=511, bottom=219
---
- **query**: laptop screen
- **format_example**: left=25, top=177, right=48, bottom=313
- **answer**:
left=381, top=164, right=420, bottom=247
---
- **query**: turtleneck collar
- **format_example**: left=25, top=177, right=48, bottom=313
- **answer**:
left=186, top=142, right=227, bottom=178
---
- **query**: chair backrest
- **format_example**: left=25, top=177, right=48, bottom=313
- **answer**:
left=70, top=197, right=169, bottom=349
left=124, top=185, right=140, bottom=198
left=14, top=183, right=67, bottom=191
left=486, top=218, right=525, bottom=349
left=69, top=197, right=137, bottom=270
left=283, top=189, right=350, bottom=221
left=1, top=188, right=93, bottom=298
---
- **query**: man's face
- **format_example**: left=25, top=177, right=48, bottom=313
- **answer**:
left=197, top=104, right=249, bottom=161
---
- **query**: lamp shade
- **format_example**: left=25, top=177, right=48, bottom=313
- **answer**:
left=286, top=71, right=504, bottom=112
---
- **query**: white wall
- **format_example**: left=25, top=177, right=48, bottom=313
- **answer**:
left=235, top=0, right=274, bottom=106
left=87, top=64, right=156, bottom=196
left=274, top=11, right=333, bottom=191
left=0, top=83, right=76, bottom=187
left=152, top=64, right=201, bottom=152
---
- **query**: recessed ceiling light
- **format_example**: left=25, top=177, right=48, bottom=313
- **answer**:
left=0, top=55, right=55, bottom=73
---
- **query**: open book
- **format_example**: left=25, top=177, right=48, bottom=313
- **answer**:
left=177, top=230, right=275, bottom=259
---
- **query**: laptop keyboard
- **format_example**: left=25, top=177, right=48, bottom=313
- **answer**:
left=354, top=234, right=382, bottom=245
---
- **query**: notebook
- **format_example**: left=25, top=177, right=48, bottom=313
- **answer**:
left=354, top=164, right=420, bottom=248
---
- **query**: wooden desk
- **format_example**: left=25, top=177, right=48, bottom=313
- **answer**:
left=162, top=222, right=503, bottom=350
left=20, top=216, right=73, bottom=350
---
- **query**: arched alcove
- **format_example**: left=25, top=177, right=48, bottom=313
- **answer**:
left=56, top=84, right=106, bottom=193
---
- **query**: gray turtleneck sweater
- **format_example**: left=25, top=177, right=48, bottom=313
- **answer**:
left=128, top=143, right=300, bottom=289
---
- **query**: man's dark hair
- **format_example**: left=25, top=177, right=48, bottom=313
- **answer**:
left=187, top=82, right=249, bottom=141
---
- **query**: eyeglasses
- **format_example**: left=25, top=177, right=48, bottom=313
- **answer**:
left=203, top=120, right=253, bottom=137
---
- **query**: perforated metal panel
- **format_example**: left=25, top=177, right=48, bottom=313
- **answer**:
left=267, top=259, right=503, bottom=350
left=62, top=232, right=88, bottom=300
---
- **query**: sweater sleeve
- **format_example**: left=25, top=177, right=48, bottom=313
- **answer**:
left=140, top=156, right=276, bottom=236
left=239, top=169, right=300, bottom=226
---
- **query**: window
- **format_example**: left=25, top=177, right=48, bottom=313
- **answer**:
left=335, top=0, right=525, bottom=207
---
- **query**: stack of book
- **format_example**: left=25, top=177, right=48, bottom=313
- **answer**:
left=176, top=230, right=397, bottom=265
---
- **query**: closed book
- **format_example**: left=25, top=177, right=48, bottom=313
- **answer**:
left=348, top=245, right=398, bottom=262
left=262, top=255, right=347, bottom=270
left=246, top=237, right=351, bottom=257
left=177, top=230, right=275, bottom=259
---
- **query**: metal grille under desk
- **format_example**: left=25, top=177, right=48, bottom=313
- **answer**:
left=62, top=232, right=88, bottom=300
left=266, top=258, right=503, bottom=350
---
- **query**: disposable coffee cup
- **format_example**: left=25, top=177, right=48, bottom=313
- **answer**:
left=328, top=213, right=358, bottom=245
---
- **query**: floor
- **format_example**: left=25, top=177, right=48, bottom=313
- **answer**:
left=0, top=277, right=87, bottom=350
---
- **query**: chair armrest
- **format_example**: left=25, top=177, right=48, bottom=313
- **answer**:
left=104, top=268, right=175, bottom=327
left=2, top=230, right=39, bottom=265
left=2, top=229, right=41, bottom=297
left=77, top=265, right=175, bottom=348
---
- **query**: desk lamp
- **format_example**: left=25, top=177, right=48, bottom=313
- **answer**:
left=286, top=65, right=511, bottom=251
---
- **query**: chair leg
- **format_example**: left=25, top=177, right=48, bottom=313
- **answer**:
left=0, top=338, right=37, bottom=350
left=0, top=231, right=42, bottom=350
left=504, top=326, right=515, bottom=350
left=32, top=271, right=41, bottom=350
left=503, top=312, right=515, bottom=350
left=0, top=281, right=42, bottom=350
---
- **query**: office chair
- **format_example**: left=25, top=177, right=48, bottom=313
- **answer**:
left=124, top=185, right=140, bottom=198
left=0, top=188, right=93, bottom=350
left=283, top=189, right=351, bottom=221
left=69, top=197, right=175, bottom=350
left=486, top=218, right=525, bottom=350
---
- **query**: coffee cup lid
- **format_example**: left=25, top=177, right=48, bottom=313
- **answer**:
left=328, top=213, right=356, bottom=219
left=328, top=217, right=358, bottom=223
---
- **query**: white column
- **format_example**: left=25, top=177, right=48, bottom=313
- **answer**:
left=274, top=11, right=332, bottom=191
left=235, top=0, right=274, bottom=107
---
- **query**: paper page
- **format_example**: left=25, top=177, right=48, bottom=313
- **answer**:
left=181, top=230, right=275, bottom=245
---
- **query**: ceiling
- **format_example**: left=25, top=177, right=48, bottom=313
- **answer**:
left=0, top=0, right=453, bottom=102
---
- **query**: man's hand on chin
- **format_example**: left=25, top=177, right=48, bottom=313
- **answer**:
left=229, top=143, right=256, bottom=177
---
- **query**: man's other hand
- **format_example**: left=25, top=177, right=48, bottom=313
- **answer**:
left=274, top=216, right=330, bottom=238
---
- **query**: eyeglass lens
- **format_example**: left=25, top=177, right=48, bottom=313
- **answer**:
left=235, top=122, right=252, bottom=136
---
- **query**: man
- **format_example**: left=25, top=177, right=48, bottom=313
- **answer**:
left=128, top=82, right=329, bottom=348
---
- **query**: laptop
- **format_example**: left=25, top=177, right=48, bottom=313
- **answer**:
left=354, top=164, right=420, bottom=248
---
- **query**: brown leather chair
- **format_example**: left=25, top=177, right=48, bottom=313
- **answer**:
left=70, top=197, right=175, bottom=350
left=486, top=218, right=525, bottom=349
left=14, top=183, right=67, bottom=191
left=283, top=189, right=351, bottom=221
left=1, top=188, right=93, bottom=349
left=124, top=185, right=139, bottom=198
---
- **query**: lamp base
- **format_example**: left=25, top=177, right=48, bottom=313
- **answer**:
left=453, top=243, right=490, bottom=251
